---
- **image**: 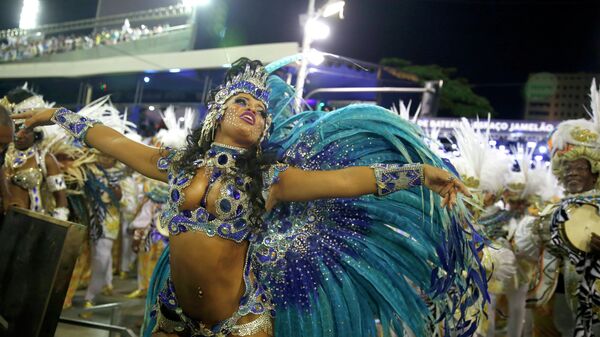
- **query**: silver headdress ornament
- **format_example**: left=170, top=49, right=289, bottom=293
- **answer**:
left=199, top=63, right=271, bottom=147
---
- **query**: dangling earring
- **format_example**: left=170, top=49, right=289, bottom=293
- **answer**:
left=199, top=106, right=226, bottom=147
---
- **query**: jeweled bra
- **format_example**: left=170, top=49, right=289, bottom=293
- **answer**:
left=158, top=143, right=254, bottom=242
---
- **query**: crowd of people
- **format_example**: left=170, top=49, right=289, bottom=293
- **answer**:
left=0, top=21, right=171, bottom=62
left=0, top=55, right=600, bottom=337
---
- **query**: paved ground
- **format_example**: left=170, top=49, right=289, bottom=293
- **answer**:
left=55, top=274, right=146, bottom=337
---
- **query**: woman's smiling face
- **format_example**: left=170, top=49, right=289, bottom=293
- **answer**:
left=214, top=93, right=267, bottom=148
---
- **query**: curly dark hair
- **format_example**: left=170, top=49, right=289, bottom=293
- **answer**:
left=172, top=57, right=272, bottom=229
left=5, top=87, right=36, bottom=105
left=6, top=87, right=44, bottom=143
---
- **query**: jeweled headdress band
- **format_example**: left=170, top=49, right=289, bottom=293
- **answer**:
left=0, top=97, right=14, bottom=113
left=199, top=64, right=271, bottom=146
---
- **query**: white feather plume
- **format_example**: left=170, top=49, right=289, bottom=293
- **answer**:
left=155, top=106, right=196, bottom=148
left=451, top=116, right=511, bottom=193
left=588, top=78, right=600, bottom=130
left=78, top=96, right=137, bottom=136
left=390, top=100, right=421, bottom=123
left=551, top=78, right=600, bottom=153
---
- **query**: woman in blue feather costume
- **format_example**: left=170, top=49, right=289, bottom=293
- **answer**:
left=14, top=55, right=485, bottom=337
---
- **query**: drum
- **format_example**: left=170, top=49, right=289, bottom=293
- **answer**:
left=558, top=203, right=600, bottom=254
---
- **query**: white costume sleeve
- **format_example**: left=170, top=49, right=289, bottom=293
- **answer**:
left=513, top=215, right=541, bottom=261
left=130, top=200, right=154, bottom=229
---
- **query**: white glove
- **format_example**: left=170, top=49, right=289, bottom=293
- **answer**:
left=51, top=207, right=70, bottom=221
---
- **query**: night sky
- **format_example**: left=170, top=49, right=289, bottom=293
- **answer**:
left=0, top=0, right=599, bottom=119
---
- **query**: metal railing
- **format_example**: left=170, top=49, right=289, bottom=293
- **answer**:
left=304, top=87, right=433, bottom=100
left=59, top=302, right=137, bottom=337
left=1, top=5, right=191, bottom=38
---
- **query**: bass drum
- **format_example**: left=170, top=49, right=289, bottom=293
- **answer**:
left=558, top=203, right=600, bottom=254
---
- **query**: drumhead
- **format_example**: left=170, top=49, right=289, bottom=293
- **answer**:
left=561, top=203, right=600, bottom=253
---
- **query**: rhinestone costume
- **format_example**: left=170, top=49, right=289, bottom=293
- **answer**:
left=3, top=144, right=46, bottom=212
left=40, top=56, right=487, bottom=337
left=152, top=143, right=286, bottom=336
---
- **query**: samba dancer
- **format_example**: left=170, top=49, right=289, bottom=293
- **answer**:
left=495, top=146, right=557, bottom=337
left=450, top=118, right=518, bottom=337
left=0, top=87, right=68, bottom=220
left=516, top=79, right=600, bottom=337
left=15, top=56, right=485, bottom=337
left=127, top=106, right=194, bottom=298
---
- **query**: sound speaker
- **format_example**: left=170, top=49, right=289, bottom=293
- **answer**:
left=0, top=208, right=85, bottom=337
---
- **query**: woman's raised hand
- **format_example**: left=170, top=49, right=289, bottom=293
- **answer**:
left=423, top=164, right=471, bottom=209
left=11, top=108, right=57, bottom=129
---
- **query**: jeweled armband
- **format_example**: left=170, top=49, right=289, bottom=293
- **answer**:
left=51, top=107, right=102, bottom=144
left=47, top=174, right=66, bottom=192
left=371, top=163, right=424, bottom=196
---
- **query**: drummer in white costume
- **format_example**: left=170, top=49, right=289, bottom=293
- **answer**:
left=516, top=79, right=600, bottom=337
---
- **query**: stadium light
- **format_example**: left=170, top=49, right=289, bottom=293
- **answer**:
left=149, top=106, right=155, bottom=111
left=304, top=19, right=330, bottom=40
left=182, top=0, right=210, bottom=7
left=143, top=76, right=150, bottom=83
left=322, top=0, right=345, bottom=18
left=19, top=0, right=40, bottom=29
left=538, top=146, right=548, bottom=154
left=169, top=68, right=181, bottom=73
left=294, top=0, right=344, bottom=111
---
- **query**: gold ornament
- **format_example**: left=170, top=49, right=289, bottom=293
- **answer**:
left=570, top=127, right=599, bottom=143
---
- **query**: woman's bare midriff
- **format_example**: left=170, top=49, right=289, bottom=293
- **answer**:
left=169, top=224, right=250, bottom=327
left=167, top=166, right=264, bottom=329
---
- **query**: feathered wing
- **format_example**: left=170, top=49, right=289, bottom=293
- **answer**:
left=251, top=76, right=487, bottom=337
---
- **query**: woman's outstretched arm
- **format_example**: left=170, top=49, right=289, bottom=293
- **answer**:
left=267, top=164, right=470, bottom=210
left=12, top=107, right=167, bottom=182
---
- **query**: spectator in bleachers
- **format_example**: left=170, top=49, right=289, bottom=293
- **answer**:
left=0, top=21, right=171, bottom=62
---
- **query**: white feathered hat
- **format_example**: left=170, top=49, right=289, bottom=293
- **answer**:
left=549, top=79, right=600, bottom=188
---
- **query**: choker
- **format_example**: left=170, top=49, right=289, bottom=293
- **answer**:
left=5, top=144, right=37, bottom=170
left=198, top=142, right=248, bottom=175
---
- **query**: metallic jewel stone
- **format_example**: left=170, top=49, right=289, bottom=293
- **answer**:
left=171, top=189, right=180, bottom=202
left=234, top=219, right=246, bottom=229
left=218, top=154, right=228, bottom=165
left=220, top=199, right=232, bottom=213
left=176, top=177, right=189, bottom=186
